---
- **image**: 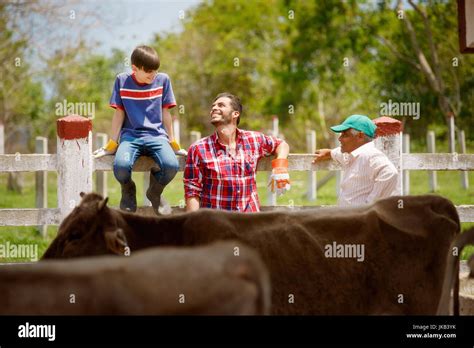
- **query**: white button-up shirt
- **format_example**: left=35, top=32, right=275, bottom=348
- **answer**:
left=331, top=141, right=399, bottom=206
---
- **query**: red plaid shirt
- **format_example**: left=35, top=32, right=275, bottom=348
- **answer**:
left=184, top=129, right=282, bottom=212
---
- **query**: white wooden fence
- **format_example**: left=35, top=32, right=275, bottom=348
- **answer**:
left=0, top=115, right=473, bottom=229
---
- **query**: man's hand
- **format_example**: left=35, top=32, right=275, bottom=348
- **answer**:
left=312, top=149, right=332, bottom=163
left=93, top=139, right=118, bottom=158
left=170, top=140, right=187, bottom=156
left=269, top=158, right=290, bottom=196
left=186, top=196, right=200, bottom=212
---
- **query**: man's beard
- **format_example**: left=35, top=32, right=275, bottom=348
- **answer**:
left=211, top=111, right=233, bottom=126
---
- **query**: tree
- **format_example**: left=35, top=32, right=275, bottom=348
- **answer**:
left=0, top=3, right=46, bottom=192
left=1, top=0, right=115, bottom=191
left=265, top=0, right=381, bottom=147
left=374, top=0, right=474, bottom=144
left=151, top=0, right=282, bottom=144
left=44, top=44, right=126, bottom=140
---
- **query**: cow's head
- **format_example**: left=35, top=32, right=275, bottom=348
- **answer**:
left=42, top=192, right=128, bottom=259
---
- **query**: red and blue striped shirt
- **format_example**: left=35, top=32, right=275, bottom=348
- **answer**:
left=109, top=72, right=176, bottom=139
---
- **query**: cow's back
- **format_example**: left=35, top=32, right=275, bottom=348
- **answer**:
left=0, top=241, right=270, bottom=315
left=182, top=195, right=460, bottom=314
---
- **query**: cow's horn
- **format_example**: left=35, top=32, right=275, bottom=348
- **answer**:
left=98, top=197, right=109, bottom=211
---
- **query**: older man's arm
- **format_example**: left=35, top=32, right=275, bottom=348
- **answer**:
left=313, top=149, right=331, bottom=163
left=313, top=147, right=345, bottom=164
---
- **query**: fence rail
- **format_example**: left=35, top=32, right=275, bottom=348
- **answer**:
left=2, top=153, right=474, bottom=172
left=0, top=208, right=60, bottom=226
left=0, top=115, right=473, bottom=229
left=1, top=152, right=473, bottom=225
left=1, top=203, right=474, bottom=226
left=0, top=154, right=56, bottom=171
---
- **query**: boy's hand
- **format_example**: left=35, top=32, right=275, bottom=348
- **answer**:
left=93, top=139, right=118, bottom=158
left=170, top=140, right=187, bottom=156
left=268, top=158, right=291, bottom=196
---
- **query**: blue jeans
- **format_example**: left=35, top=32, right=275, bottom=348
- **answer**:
left=113, top=136, right=179, bottom=186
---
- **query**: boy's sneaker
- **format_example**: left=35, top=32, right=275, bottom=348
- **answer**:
left=120, top=180, right=137, bottom=212
left=146, top=170, right=165, bottom=216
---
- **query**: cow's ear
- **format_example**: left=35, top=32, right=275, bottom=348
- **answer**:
left=98, top=197, right=109, bottom=211
left=80, top=192, right=85, bottom=198
left=104, top=228, right=128, bottom=255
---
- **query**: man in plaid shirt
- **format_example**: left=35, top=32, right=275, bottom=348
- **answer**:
left=184, top=93, right=290, bottom=212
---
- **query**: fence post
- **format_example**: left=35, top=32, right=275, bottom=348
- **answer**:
left=402, top=134, right=410, bottom=195
left=267, top=116, right=278, bottom=206
left=373, top=116, right=403, bottom=196
left=35, top=136, right=48, bottom=237
left=190, top=131, right=201, bottom=144
left=173, top=116, right=180, bottom=144
left=449, top=115, right=456, bottom=153
left=95, top=133, right=108, bottom=198
left=306, top=130, right=317, bottom=201
left=56, top=115, right=93, bottom=222
left=272, top=116, right=279, bottom=136
left=427, top=130, right=438, bottom=192
left=0, top=123, right=4, bottom=155
left=459, top=130, right=469, bottom=190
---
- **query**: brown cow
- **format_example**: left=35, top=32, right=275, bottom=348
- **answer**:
left=469, top=254, right=474, bottom=278
left=43, top=192, right=460, bottom=315
left=2, top=241, right=270, bottom=315
left=437, top=227, right=474, bottom=315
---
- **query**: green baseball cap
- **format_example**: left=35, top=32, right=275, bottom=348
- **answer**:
left=330, top=114, right=376, bottom=138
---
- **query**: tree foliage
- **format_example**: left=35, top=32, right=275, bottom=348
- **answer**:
left=1, top=0, right=472, bottom=153
left=0, top=3, right=45, bottom=149
left=151, top=0, right=473, bottom=149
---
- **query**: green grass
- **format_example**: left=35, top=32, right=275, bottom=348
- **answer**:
left=1, top=168, right=473, bottom=262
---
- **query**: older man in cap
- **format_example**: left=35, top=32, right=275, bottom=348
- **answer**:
left=313, top=114, right=398, bottom=206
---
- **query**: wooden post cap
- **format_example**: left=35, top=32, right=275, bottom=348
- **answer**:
left=57, top=115, right=92, bottom=140
left=373, top=116, right=403, bottom=137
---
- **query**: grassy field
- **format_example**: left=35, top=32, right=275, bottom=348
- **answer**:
left=1, top=165, right=473, bottom=262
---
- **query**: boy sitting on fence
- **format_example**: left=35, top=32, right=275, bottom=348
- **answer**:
left=94, top=45, right=186, bottom=215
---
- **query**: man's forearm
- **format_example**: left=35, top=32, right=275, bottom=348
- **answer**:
left=186, top=197, right=200, bottom=212
left=275, top=141, right=289, bottom=159
left=111, top=109, right=125, bottom=142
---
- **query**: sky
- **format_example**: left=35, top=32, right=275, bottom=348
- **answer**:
left=86, top=0, right=202, bottom=55
left=19, top=0, right=202, bottom=97
left=19, top=0, right=203, bottom=61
